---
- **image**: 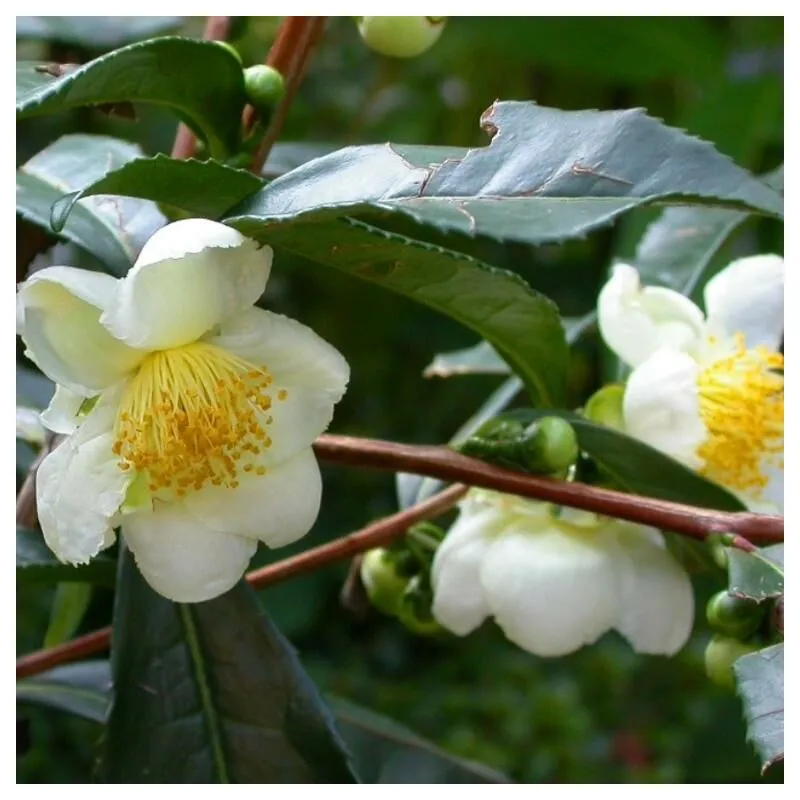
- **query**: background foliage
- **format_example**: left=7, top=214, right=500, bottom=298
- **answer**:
left=16, top=16, right=783, bottom=783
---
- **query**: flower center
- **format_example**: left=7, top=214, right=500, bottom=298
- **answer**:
left=696, top=335, right=783, bottom=497
left=113, top=342, right=287, bottom=496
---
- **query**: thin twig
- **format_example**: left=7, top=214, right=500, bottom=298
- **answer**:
left=170, top=17, right=235, bottom=159
left=15, top=484, right=466, bottom=680
left=312, top=435, right=784, bottom=544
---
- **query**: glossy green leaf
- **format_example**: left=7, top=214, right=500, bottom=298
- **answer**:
left=727, top=545, right=784, bottom=602
left=44, top=583, right=93, bottom=647
left=733, top=643, right=784, bottom=772
left=16, top=661, right=111, bottom=724
left=503, top=410, right=745, bottom=511
left=263, top=142, right=340, bottom=178
left=631, top=166, right=784, bottom=295
left=17, top=527, right=116, bottom=587
left=16, top=134, right=165, bottom=274
left=102, top=549, right=357, bottom=783
left=17, top=38, right=246, bottom=158
left=51, top=155, right=263, bottom=231
left=244, top=218, right=568, bottom=407
left=331, top=697, right=511, bottom=783
left=226, top=102, right=783, bottom=247
left=16, top=16, right=183, bottom=48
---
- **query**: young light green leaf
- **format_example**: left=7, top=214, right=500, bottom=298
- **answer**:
left=17, top=527, right=116, bottom=587
left=237, top=218, right=569, bottom=407
left=733, top=643, right=784, bottom=773
left=102, top=549, right=357, bottom=783
left=16, top=661, right=112, bottom=724
left=16, top=134, right=165, bottom=274
left=727, top=545, right=784, bottom=602
left=51, top=155, right=263, bottom=232
left=17, top=38, right=246, bottom=158
left=44, top=583, right=93, bottom=648
left=226, top=102, right=783, bottom=247
left=331, top=697, right=511, bottom=783
left=16, top=16, right=183, bottom=48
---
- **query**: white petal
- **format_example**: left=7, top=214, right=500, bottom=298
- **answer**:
left=123, top=504, right=257, bottom=603
left=184, top=447, right=322, bottom=548
left=598, top=263, right=706, bottom=368
left=36, top=402, right=131, bottom=564
left=206, top=307, right=350, bottom=463
left=101, top=219, right=272, bottom=350
left=623, top=349, right=706, bottom=468
left=40, top=385, right=85, bottom=435
left=430, top=500, right=506, bottom=635
left=479, top=526, right=620, bottom=657
left=703, top=255, right=784, bottom=350
left=17, top=267, right=144, bottom=394
left=16, top=406, right=46, bottom=444
left=612, top=524, right=694, bottom=655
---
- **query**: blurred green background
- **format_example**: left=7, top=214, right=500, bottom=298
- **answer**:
left=16, top=16, right=783, bottom=783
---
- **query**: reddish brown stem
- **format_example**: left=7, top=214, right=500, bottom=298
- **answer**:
left=312, top=435, right=784, bottom=544
left=15, top=484, right=465, bottom=680
left=170, top=17, right=235, bottom=159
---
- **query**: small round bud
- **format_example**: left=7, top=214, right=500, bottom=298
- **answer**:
left=357, top=16, right=446, bottom=59
left=704, top=634, right=760, bottom=691
left=243, top=65, right=286, bottom=114
left=583, top=384, right=625, bottom=430
left=706, top=590, right=765, bottom=640
left=521, top=417, right=579, bottom=474
left=213, top=40, right=243, bottom=65
left=360, top=548, right=411, bottom=617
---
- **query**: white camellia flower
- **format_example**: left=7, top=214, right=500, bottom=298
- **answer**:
left=597, top=255, right=784, bottom=513
left=17, top=219, right=349, bottom=603
left=431, top=490, right=694, bottom=657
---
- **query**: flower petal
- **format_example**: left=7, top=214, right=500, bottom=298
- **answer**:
left=40, top=385, right=85, bottom=435
left=184, top=447, right=322, bottom=548
left=623, top=349, right=705, bottom=469
left=206, top=307, right=350, bottom=463
left=598, top=263, right=706, bottom=368
left=37, top=401, right=132, bottom=564
left=612, top=524, right=694, bottom=655
left=479, top=526, right=620, bottom=657
left=430, top=498, right=507, bottom=636
left=18, top=266, right=144, bottom=394
left=123, top=504, right=257, bottom=603
left=703, top=254, right=784, bottom=350
left=101, top=219, right=272, bottom=350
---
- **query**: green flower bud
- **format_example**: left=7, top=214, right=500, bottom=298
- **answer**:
left=213, top=40, right=243, bottom=65
left=704, top=634, right=760, bottom=691
left=397, top=574, right=444, bottom=635
left=243, top=65, right=286, bottom=114
left=520, top=417, right=579, bottom=474
left=706, top=590, right=765, bottom=640
left=360, top=548, right=411, bottom=617
left=356, top=16, right=446, bottom=58
left=583, top=383, right=625, bottom=430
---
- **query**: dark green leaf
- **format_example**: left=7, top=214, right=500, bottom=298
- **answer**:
left=733, top=643, right=784, bottom=772
left=728, top=545, right=784, bottom=602
left=17, top=38, right=246, bottom=158
left=331, top=697, right=511, bottom=783
left=263, top=142, right=341, bottom=178
left=245, top=219, right=568, bottom=407
left=17, top=527, right=116, bottom=588
left=16, top=16, right=183, bottom=48
left=102, top=549, right=357, bottom=783
left=51, top=155, right=264, bottom=232
left=503, top=410, right=746, bottom=511
left=16, top=134, right=165, bottom=274
left=226, top=102, right=783, bottom=247
left=44, top=583, right=93, bottom=648
left=17, top=661, right=112, bottom=724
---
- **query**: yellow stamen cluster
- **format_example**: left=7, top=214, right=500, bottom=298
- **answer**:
left=696, top=334, right=783, bottom=496
left=113, top=342, right=289, bottom=497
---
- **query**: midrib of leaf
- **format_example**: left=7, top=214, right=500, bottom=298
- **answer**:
left=179, top=603, right=230, bottom=783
